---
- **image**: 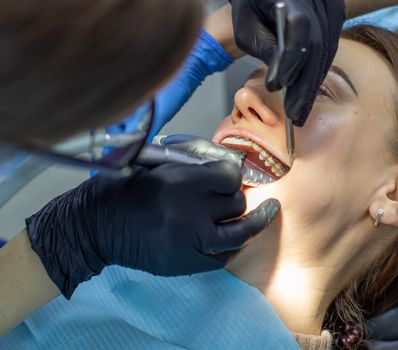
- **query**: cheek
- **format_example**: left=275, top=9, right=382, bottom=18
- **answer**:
left=297, top=106, right=350, bottom=160
left=278, top=107, right=362, bottom=214
left=291, top=106, right=386, bottom=218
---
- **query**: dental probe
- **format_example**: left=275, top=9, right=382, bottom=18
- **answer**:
left=275, top=1, right=296, bottom=167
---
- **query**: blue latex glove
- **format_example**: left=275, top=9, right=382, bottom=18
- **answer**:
left=107, top=29, right=233, bottom=143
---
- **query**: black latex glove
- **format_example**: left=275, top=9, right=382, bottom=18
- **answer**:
left=26, top=161, right=280, bottom=299
left=229, top=0, right=345, bottom=126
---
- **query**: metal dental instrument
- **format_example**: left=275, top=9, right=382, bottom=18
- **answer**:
left=275, top=1, right=295, bottom=167
left=46, top=130, right=274, bottom=186
left=151, top=134, right=275, bottom=187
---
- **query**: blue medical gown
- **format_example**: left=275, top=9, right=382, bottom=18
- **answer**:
left=0, top=267, right=300, bottom=350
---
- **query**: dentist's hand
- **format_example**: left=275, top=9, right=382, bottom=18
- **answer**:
left=26, top=161, right=280, bottom=299
left=229, top=0, right=345, bottom=126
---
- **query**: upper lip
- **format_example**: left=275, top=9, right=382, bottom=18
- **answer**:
left=213, top=127, right=290, bottom=168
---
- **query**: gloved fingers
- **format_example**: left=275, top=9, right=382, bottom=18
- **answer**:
left=231, top=4, right=276, bottom=65
left=278, top=1, right=312, bottom=87
left=203, top=198, right=281, bottom=254
left=195, top=160, right=243, bottom=194
left=266, top=50, right=283, bottom=92
left=266, top=2, right=311, bottom=91
left=144, top=160, right=242, bottom=195
left=266, top=46, right=309, bottom=92
left=284, top=26, right=323, bottom=125
left=208, top=250, right=239, bottom=265
left=207, top=191, right=246, bottom=222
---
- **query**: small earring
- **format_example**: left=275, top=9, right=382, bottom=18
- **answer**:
left=374, top=208, right=384, bottom=227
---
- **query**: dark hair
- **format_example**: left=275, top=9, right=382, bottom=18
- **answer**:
left=0, top=0, right=202, bottom=145
left=323, top=25, right=398, bottom=350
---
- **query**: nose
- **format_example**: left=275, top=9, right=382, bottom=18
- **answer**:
left=231, top=86, right=283, bottom=127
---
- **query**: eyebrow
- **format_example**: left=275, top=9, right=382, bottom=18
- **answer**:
left=329, top=65, right=358, bottom=96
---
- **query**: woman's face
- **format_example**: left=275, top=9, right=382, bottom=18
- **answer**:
left=213, top=39, right=398, bottom=233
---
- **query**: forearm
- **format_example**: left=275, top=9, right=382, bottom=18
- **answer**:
left=0, top=229, right=60, bottom=336
left=204, top=4, right=244, bottom=60
left=346, top=0, right=398, bottom=18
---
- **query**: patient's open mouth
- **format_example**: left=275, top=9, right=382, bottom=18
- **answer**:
left=220, top=135, right=290, bottom=180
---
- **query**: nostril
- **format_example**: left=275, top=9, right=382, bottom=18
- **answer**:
left=231, top=108, right=243, bottom=124
left=248, top=107, right=261, bottom=121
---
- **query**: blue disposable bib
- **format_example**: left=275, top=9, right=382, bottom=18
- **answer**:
left=1, top=267, right=299, bottom=350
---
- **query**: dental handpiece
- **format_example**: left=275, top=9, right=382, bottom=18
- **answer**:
left=134, top=136, right=273, bottom=187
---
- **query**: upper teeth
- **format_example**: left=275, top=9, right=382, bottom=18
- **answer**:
left=221, top=136, right=288, bottom=178
left=259, top=151, right=267, bottom=160
left=252, top=144, right=263, bottom=153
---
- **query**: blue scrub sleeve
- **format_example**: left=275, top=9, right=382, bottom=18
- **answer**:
left=107, top=29, right=233, bottom=142
left=149, top=30, right=233, bottom=138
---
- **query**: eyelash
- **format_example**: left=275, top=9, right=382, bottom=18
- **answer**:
left=317, top=84, right=333, bottom=99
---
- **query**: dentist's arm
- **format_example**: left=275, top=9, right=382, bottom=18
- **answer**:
left=203, top=5, right=243, bottom=60
left=0, top=230, right=61, bottom=336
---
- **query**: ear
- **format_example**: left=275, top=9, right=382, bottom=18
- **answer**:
left=369, top=180, right=398, bottom=227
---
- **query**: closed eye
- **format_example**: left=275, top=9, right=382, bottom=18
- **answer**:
left=317, top=84, right=334, bottom=99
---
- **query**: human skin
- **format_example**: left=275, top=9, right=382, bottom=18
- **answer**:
left=213, top=39, right=398, bottom=335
